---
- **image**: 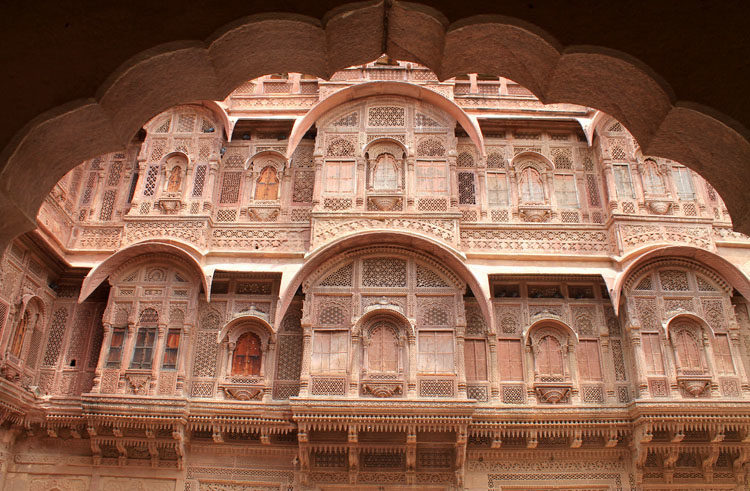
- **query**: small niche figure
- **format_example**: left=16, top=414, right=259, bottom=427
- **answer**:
left=167, top=166, right=182, bottom=192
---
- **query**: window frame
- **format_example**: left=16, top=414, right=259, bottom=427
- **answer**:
left=311, top=330, right=349, bottom=373
left=613, top=163, right=635, bottom=199
left=415, top=160, right=448, bottom=195
left=417, top=330, right=455, bottom=374
left=106, top=327, right=127, bottom=368
left=486, top=171, right=509, bottom=207
left=161, top=328, right=181, bottom=370
left=130, top=327, right=157, bottom=370
left=324, top=160, right=356, bottom=195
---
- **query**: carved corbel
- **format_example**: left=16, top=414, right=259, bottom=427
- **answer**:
left=116, top=441, right=128, bottom=466
left=605, top=429, right=619, bottom=448
left=491, top=431, right=502, bottom=448
left=671, top=424, right=685, bottom=443
left=526, top=429, right=538, bottom=449
left=148, top=441, right=159, bottom=467
left=570, top=429, right=583, bottom=448
left=703, top=447, right=720, bottom=483
left=212, top=425, right=223, bottom=443
left=663, top=449, right=679, bottom=484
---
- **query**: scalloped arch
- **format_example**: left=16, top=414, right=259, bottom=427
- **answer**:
left=1, top=2, right=750, bottom=247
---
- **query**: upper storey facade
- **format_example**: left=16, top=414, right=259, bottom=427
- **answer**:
left=37, top=61, right=737, bottom=262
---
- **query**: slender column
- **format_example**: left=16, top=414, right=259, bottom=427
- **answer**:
left=150, top=323, right=168, bottom=394
left=355, top=156, right=366, bottom=211
left=298, top=326, right=313, bottom=397
left=127, top=161, right=149, bottom=215
left=263, top=338, right=276, bottom=401
left=311, top=155, right=325, bottom=211
left=175, top=323, right=191, bottom=395
left=121, top=322, right=138, bottom=373
left=406, top=157, right=416, bottom=211
left=448, top=155, right=458, bottom=209
left=92, top=323, right=113, bottom=392
left=661, top=329, right=678, bottom=397
left=349, top=326, right=361, bottom=397
left=599, top=335, right=616, bottom=403
left=487, top=333, right=500, bottom=402
left=567, top=339, right=580, bottom=403
left=407, top=333, right=417, bottom=397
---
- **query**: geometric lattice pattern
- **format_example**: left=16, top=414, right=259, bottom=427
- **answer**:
left=419, top=379, right=454, bottom=397
left=42, top=307, right=69, bottom=367
left=362, top=258, right=407, bottom=288
left=659, top=270, right=689, bottom=291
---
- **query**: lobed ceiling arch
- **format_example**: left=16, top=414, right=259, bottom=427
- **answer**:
left=0, top=1, right=749, bottom=250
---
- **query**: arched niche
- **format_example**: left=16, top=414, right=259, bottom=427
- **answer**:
left=216, top=315, right=275, bottom=401
left=525, top=319, right=577, bottom=404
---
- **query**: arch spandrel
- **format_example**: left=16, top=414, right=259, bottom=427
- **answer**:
left=612, top=246, right=750, bottom=315
left=78, top=241, right=210, bottom=303
left=286, top=81, right=485, bottom=159
left=276, top=232, right=491, bottom=333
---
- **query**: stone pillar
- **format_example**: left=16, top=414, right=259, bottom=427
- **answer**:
left=311, top=155, right=325, bottom=211
left=601, top=161, right=618, bottom=208
left=121, top=322, right=138, bottom=374
left=127, top=161, right=149, bottom=215
left=599, top=334, right=616, bottom=403
left=448, top=155, right=458, bottom=209
left=406, top=156, right=416, bottom=211
left=298, top=326, right=313, bottom=397
left=456, top=330, right=467, bottom=398
left=263, top=337, right=276, bottom=402
left=487, top=333, right=500, bottom=403
left=176, top=323, right=191, bottom=395
left=728, top=328, right=750, bottom=395
left=407, top=333, right=417, bottom=397
left=92, top=323, right=113, bottom=392
left=661, top=329, right=678, bottom=397
left=628, top=324, right=650, bottom=398
left=476, top=167, right=487, bottom=220
left=567, top=339, right=581, bottom=403
left=150, top=323, right=168, bottom=394
left=355, top=156, right=366, bottom=211
left=279, top=161, right=293, bottom=221
left=525, top=344, right=536, bottom=403
left=349, top=327, right=361, bottom=397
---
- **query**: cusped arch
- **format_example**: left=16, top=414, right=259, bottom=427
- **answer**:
left=276, top=231, right=491, bottom=332
left=665, top=312, right=714, bottom=338
left=354, top=305, right=415, bottom=338
left=510, top=151, right=555, bottom=172
left=78, top=241, right=209, bottom=303
left=2, top=5, right=750, bottom=249
left=249, top=150, right=287, bottom=171
left=217, top=314, right=274, bottom=344
left=524, top=318, right=578, bottom=346
left=612, top=246, right=750, bottom=314
left=285, top=81, right=485, bottom=159
left=363, top=137, right=408, bottom=159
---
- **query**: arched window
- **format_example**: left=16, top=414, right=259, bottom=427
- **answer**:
left=368, top=323, right=398, bottom=372
left=536, top=335, right=564, bottom=378
left=10, top=311, right=30, bottom=357
left=519, top=167, right=545, bottom=203
left=371, top=153, right=400, bottom=190
left=643, top=161, right=666, bottom=195
left=673, top=328, right=703, bottom=372
left=232, top=332, right=262, bottom=376
left=255, top=166, right=279, bottom=200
